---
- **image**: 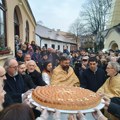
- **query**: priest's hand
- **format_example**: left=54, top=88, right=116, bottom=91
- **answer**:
left=76, top=112, right=87, bottom=120
left=92, top=109, right=108, bottom=120
left=102, top=96, right=110, bottom=110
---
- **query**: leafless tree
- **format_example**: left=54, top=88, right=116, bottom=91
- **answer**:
left=81, top=0, right=112, bottom=34
left=68, top=18, right=88, bottom=49
left=69, top=18, right=86, bottom=35
left=69, top=0, right=112, bottom=51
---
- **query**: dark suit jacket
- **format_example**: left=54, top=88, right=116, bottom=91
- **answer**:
left=22, top=74, right=36, bottom=92
left=3, top=93, right=14, bottom=108
left=3, top=73, right=41, bottom=118
left=80, top=67, right=106, bottom=92
left=27, top=70, right=47, bottom=86
left=4, top=73, right=25, bottom=103
left=16, top=55, right=24, bottom=62
left=108, top=97, right=120, bottom=119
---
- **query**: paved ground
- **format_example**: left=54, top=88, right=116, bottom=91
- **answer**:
left=48, top=113, right=95, bottom=120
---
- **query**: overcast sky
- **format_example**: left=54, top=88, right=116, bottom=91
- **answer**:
left=28, top=0, right=85, bottom=32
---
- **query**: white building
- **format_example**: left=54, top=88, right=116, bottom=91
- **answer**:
left=35, top=24, right=77, bottom=52
left=104, top=0, right=120, bottom=51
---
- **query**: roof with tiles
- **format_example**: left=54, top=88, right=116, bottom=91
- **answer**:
left=35, top=24, right=76, bottom=43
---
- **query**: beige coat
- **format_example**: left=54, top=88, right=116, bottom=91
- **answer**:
left=51, top=65, right=80, bottom=87
left=97, top=73, right=120, bottom=98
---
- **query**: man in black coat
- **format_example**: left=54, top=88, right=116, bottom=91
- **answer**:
left=18, top=61, right=36, bottom=91
left=80, top=57, right=106, bottom=92
left=26, top=60, right=47, bottom=86
left=3, top=58, right=40, bottom=118
left=3, top=58, right=26, bottom=103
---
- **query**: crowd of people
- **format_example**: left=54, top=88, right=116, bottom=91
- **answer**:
left=0, top=39, right=120, bottom=120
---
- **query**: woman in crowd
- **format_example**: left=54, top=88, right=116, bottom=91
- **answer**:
left=42, top=61, right=53, bottom=85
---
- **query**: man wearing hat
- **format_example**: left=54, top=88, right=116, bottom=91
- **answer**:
left=78, top=56, right=89, bottom=80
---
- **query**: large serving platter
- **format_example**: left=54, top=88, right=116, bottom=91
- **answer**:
left=28, top=94, right=104, bottom=114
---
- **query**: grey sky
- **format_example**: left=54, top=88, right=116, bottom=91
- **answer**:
left=28, top=0, right=85, bottom=32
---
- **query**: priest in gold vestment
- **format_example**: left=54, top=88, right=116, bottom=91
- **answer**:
left=51, top=55, right=80, bottom=87
left=97, top=61, right=120, bottom=120
left=97, top=61, right=120, bottom=98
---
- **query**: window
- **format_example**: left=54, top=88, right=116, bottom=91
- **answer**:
left=14, top=9, right=19, bottom=36
left=44, top=44, right=47, bottom=49
left=58, top=45, right=60, bottom=50
left=0, top=0, right=6, bottom=51
left=51, top=44, right=55, bottom=49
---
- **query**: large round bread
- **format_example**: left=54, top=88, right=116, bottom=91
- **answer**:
left=32, top=85, right=101, bottom=110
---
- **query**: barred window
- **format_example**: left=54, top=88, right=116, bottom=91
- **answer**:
left=0, top=0, right=6, bottom=51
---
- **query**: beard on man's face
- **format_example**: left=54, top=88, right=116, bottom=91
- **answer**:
left=61, top=65, right=69, bottom=71
left=21, top=71, right=26, bottom=75
left=13, top=71, right=18, bottom=77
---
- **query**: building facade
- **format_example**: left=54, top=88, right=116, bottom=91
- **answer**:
left=35, top=24, right=77, bottom=52
left=104, top=0, right=120, bottom=51
left=0, top=0, right=36, bottom=65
